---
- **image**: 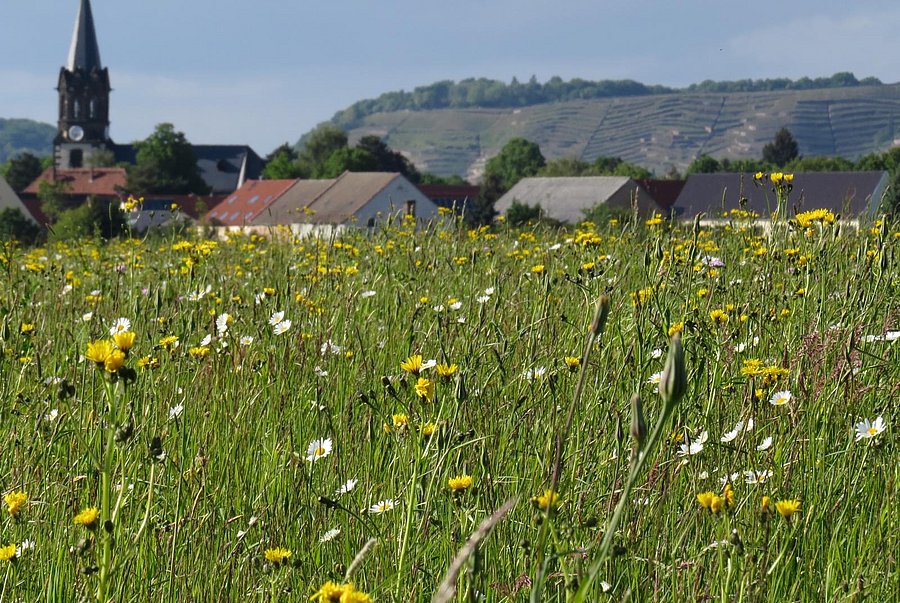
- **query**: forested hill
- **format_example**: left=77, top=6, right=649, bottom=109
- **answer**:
left=328, top=73, right=882, bottom=129
left=316, top=73, right=900, bottom=179
left=0, top=118, right=55, bottom=163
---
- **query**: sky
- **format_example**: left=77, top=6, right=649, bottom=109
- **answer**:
left=3, top=0, right=900, bottom=156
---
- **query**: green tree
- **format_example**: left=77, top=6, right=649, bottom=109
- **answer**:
left=418, top=173, right=469, bottom=185
left=540, top=157, right=591, bottom=177
left=298, top=125, right=348, bottom=178
left=318, top=147, right=378, bottom=178
left=505, top=200, right=543, bottom=225
left=87, top=148, right=117, bottom=168
left=686, top=154, right=722, bottom=174
left=262, top=143, right=303, bottom=179
left=37, top=179, right=71, bottom=223
left=762, top=127, right=799, bottom=167
left=0, top=208, right=41, bottom=245
left=483, top=138, right=545, bottom=193
left=49, top=196, right=125, bottom=241
left=355, top=135, right=421, bottom=182
left=1, top=152, right=44, bottom=192
left=784, top=155, right=854, bottom=172
left=125, top=123, right=209, bottom=195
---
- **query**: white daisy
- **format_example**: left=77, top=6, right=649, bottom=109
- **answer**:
left=855, top=416, right=887, bottom=441
left=368, top=499, right=396, bottom=514
left=769, top=390, right=792, bottom=406
left=720, top=421, right=743, bottom=443
left=744, top=469, right=773, bottom=484
left=269, top=311, right=285, bottom=326
left=16, top=539, right=35, bottom=557
left=273, top=320, right=292, bottom=335
left=449, top=301, right=463, bottom=311
left=306, top=438, right=333, bottom=462
left=648, top=371, right=664, bottom=385
left=82, top=312, right=93, bottom=322
left=678, top=431, right=708, bottom=456
left=45, top=408, right=60, bottom=422
left=484, top=287, right=495, bottom=295
left=320, top=528, right=341, bottom=543
left=651, top=348, right=664, bottom=359
left=476, top=295, right=490, bottom=304
left=168, top=404, right=184, bottom=421
left=239, top=335, right=254, bottom=346
left=524, top=366, right=547, bottom=381
left=200, top=334, right=212, bottom=347
left=336, top=478, right=358, bottom=495
left=756, top=436, right=773, bottom=451
left=109, top=317, right=131, bottom=336
left=216, top=313, right=231, bottom=335
left=314, top=366, right=328, bottom=378
left=420, top=358, right=437, bottom=371
left=188, top=285, right=212, bottom=301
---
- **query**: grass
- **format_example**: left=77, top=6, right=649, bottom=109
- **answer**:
left=0, top=207, right=898, bottom=601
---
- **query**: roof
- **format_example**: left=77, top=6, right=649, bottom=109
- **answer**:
left=67, top=0, right=102, bottom=72
left=251, top=179, right=336, bottom=225
left=636, top=179, right=685, bottom=210
left=304, top=172, right=401, bottom=224
left=23, top=167, right=126, bottom=197
left=671, top=172, right=890, bottom=219
left=0, top=176, right=37, bottom=223
left=206, top=180, right=299, bottom=226
left=138, top=194, right=226, bottom=220
left=495, top=176, right=635, bottom=223
left=418, top=184, right=481, bottom=210
left=112, top=144, right=263, bottom=194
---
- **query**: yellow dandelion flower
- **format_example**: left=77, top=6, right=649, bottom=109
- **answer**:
left=104, top=349, right=126, bottom=373
left=696, top=491, right=715, bottom=510
left=448, top=475, right=473, bottom=492
left=340, top=588, right=373, bottom=603
left=5, top=491, right=27, bottom=516
left=668, top=322, right=685, bottom=337
left=391, top=413, right=408, bottom=431
left=435, top=363, right=458, bottom=379
left=532, top=489, right=560, bottom=512
left=775, top=499, right=801, bottom=519
left=420, top=422, right=436, bottom=437
left=20, top=323, right=35, bottom=334
left=400, top=354, right=423, bottom=375
left=709, top=309, right=729, bottom=325
left=0, top=544, right=15, bottom=562
left=531, top=264, right=545, bottom=274
left=563, top=356, right=580, bottom=371
left=723, top=483, right=735, bottom=508
left=112, top=331, right=136, bottom=351
left=710, top=495, right=725, bottom=514
left=85, top=340, right=114, bottom=365
left=74, top=507, right=100, bottom=529
left=189, top=346, right=210, bottom=359
left=311, top=580, right=348, bottom=602
left=264, top=547, right=292, bottom=565
left=415, top=377, right=435, bottom=402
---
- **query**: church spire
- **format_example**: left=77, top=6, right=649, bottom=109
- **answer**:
left=66, top=0, right=102, bottom=72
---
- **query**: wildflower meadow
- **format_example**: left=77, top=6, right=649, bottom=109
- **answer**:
left=0, top=203, right=898, bottom=601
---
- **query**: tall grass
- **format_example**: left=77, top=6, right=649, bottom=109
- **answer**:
left=0, top=210, right=897, bottom=601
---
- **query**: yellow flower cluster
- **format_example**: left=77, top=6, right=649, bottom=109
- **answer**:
left=263, top=547, right=292, bottom=565
left=531, top=489, right=560, bottom=512
left=794, top=208, right=836, bottom=228
left=4, top=491, right=27, bottom=516
left=740, top=359, right=789, bottom=386
left=448, top=475, right=473, bottom=492
left=311, top=581, right=373, bottom=603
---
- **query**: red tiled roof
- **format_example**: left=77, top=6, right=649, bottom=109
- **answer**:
left=206, top=179, right=298, bottom=226
left=23, top=167, right=127, bottom=197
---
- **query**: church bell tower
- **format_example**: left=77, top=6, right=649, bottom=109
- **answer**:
left=55, top=0, right=112, bottom=169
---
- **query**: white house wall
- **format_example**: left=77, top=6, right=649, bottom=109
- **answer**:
left=352, top=179, right=440, bottom=225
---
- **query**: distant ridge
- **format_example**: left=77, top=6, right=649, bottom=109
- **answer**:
left=0, top=118, right=55, bottom=163
left=312, top=73, right=900, bottom=179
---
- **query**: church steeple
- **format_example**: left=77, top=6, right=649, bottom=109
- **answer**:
left=66, top=0, right=103, bottom=72
left=55, top=0, right=112, bottom=169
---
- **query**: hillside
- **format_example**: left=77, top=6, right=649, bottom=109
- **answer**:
left=336, top=83, right=900, bottom=179
left=0, top=118, right=54, bottom=163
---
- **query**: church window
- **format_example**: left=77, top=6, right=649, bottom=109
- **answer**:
left=70, top=149, right=83, bottom=168
left=73, top=99, right=81, bottom=118
left=90, top=99, right=97, bottom=118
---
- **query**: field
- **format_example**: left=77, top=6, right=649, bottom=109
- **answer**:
left=1, top=207, right=898, bottom=601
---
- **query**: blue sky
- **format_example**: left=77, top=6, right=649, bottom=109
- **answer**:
left=3, top=1, right=900, bottom=156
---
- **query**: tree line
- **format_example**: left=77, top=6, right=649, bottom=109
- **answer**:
left=328, top=72, right=882, bottom=129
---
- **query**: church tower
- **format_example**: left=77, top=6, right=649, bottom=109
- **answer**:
left=55, top=0, right=112, bottom=169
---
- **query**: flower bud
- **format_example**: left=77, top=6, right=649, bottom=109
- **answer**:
left=629, top=394, right=646, bottom=446
left=659, top=333, right=687, bottom=407
left=589, top=296, right=610, bottom=340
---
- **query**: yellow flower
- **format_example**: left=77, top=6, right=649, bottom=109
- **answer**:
left=4, top=491, right=26, bottom=517
left=668, top=322, right=684, bottom=337
left=696, top=491, right=715, bottom=510
left=104, top=349, right=126, bottom=373
left=775, top=499, right=801, bottom=519
left=311, top=580, right=348, bottom=602
left=770, top=172, right=784, bottom=184
left=391, top=413, right=408, bottom=432
left=531, top=264, right=545, bottom=274
left=761, top=496, right=771, bottom=511
left=112, top=331, right=136, bottom=351
left=20, top=323, right=34, bottom=334
left=415, top=377, right=435, bottom=402
left=448, top=475, right=473, bottom=492
left=85, top=340, right=114, bottom=365
left=74, top=507, right=100, bottom=529
left=754, top=171, right=765, bottom=181
left=563, top=356, right=580, bottom=371
left=189, top=346, right=210, bottom=358
left=340, top=589, right=373, bottom=603
left=400, top=354, right=423, bottom=375
left=264, top=547, right=292, bottom=565
left=0, top=544, right=15, bottom=562
left=710, top=495, right=725, bottom=514
left=709, top=309, right=729, bottom=325
left=723, top=483, right=735, bottom=508
left=532, top=489, right=560, bottom=512
left=435, top=363, right=458, bottom=379
left=420, top=422, right=436, bottom=437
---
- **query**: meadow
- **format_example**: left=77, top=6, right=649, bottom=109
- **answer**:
left=0, top=202, right=897, bottom=601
